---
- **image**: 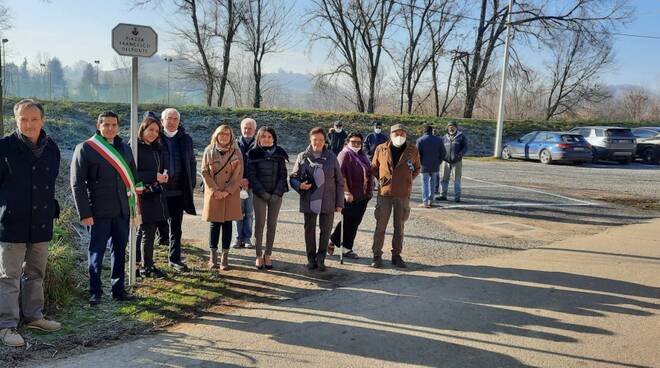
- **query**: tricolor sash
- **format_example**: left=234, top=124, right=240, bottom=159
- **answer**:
left=86, top=134, right=144, bottom=222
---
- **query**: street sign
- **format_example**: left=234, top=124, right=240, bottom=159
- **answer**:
left=112, top=23, right=158, bottom=58
left=111, top=23, right=158, bottom=286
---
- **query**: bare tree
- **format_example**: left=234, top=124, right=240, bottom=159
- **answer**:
left=458, top=0, right=631, bottom=118
left=621, top=86, right=651, bottom=121
left=136, top=0, right=218, bottom=106
left=395, top=0, right=435, bottom=115
left=544, top=30, right=612, bottom=120
left=306, top=0, right=396, bottom=113
left=209, top=0, right=243, bottom=107
left=0, top=1, right=10, bottom=32
left=239, top=0, right=291, bottom=108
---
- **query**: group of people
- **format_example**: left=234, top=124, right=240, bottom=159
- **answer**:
left=0, top=98, right=468, bottom=348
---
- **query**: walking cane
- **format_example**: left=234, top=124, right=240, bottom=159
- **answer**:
left=339, top=217, right=344, bottom=265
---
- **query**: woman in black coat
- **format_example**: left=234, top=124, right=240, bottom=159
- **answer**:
left=136, top=112, right=170, bottom=278
left=247, top=126, right=289, bottom=270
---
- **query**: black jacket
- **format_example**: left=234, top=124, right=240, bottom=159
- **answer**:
left=0, top=130, right=60, bottom=243
left=136, top=140, right=169, bottom=224
left=247, top=145, right=289, bottom=198
left=238, top=136, right=255, bottom=179
left=364, top=132, right=389, bottom=160
left=327, top=129, right=348, bottom=156
left=162, top=126, right=197, bottom=215
left=70, top=135, right=137, bottom=220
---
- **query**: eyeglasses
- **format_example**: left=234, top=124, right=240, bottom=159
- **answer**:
left=219, top=132, right=231, bottom=137
left=348, top=140, right=362, bottom=145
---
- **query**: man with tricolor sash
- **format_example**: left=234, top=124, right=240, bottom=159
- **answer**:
left=71, top=111, right=140, bottom=306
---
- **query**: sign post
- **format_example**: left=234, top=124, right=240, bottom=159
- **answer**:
left=112, top=23, right=158, bottom=286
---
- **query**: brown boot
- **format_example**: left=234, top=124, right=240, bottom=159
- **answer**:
left=220, top=249, right=230, bottom=271
left=208, top=248, right=219, bottom=269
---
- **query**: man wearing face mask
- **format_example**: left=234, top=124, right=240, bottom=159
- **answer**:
left=327, top=121, right=348, bottom=156
left=364, top=121, right=388, bottom=162
left=370, top=124, right=420, bottom=268
left=438, top=121, right=468, bottom=202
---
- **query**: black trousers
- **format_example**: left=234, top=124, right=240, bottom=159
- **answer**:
left=136, top=223, right=157, bottom=268
left=304, top=212, right=334, bottom=263
left=209, top=221, right=232, bottom=250
left=156, top=195, right=185, bottom=263
left=330, top=198, right=369, bottom=251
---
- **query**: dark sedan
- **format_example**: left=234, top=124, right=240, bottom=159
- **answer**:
left=632, top=127, right=660, bottom=164
left=502, top=131, right=593, bottom=165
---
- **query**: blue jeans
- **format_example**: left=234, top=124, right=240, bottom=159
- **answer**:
left=420, top=172, right=439, bottom=203
left=234, top=190, right=254, bottom=244
left=88, top=216, right=129, bottom=297
left=441, top=161, right=463, bottom=199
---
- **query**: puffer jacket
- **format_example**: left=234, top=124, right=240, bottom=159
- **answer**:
left=247, top=145, right=289, bottom=198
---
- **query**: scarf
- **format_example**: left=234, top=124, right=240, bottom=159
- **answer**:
left=163, top=129, right=178, bottom=138
left=16, top=129, right=48, bottom=158
left=305, top=147, right=327, bottom=214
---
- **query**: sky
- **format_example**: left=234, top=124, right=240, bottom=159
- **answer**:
left=1, top=0, right=660, bottom=88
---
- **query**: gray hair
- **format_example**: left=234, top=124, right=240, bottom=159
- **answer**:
left=240, top=118, right=257, bottom=128
left=14, top=99, right=45, bottom=118
left=161, top=108, right=181, bottom=120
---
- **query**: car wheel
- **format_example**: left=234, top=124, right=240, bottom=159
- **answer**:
left=502, top=147, right=512, bottom=160
left=540, top=150, right=552, bottom=165
left=642, top=148, right=655, bottom=163
left=573, top=161, right=583, bottom=166
left=619, top=158, right=630, bottom=165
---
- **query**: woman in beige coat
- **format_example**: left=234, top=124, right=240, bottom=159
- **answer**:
left=201, top=124, right=243, bottom=270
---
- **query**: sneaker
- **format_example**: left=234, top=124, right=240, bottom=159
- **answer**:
left=0, top=328, right=25, bottom=347
left=89, top=294, right=102, bottom=306
left=231, top=241, right=245, bottom=249
left=454, top=197, right=461, bottom=203
left=436, top=195, right=447, bottom=201
left=143, top=266, right=166, bottom=279
left=391, top=256, right=407, bottom=268
left=112, top=292, right=136, bottom=302
left=244, top=241, right=254, bottom=249
left=169, top=260, right=189, bottom=272
left=26, top=319, right=62, bottom=332
left=371, top=256, right=383, bottom=268
left=417, top=203, right=428, bottom=208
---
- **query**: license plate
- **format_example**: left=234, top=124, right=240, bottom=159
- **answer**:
left=613, top=152, right=631, bottom=156
left=574, top=147, right=586, bottom=151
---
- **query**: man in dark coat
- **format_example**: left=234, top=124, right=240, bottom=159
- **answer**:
left=71, top=111, right=137, bottom=305
left=364, top=121, right=388, bottom=161
left=0, top=99, right=62, bottom=347
left=327, top=121, right=348, bottom=156
left=439, top=120, right=468, bottom=202
left=157, top=108, right=197, bottom=271
left=416, top=125, right=445, bottom=207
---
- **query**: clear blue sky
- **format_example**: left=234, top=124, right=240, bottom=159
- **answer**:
left=2, top=0, right=659, bottom=88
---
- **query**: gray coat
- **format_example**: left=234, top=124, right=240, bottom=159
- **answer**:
left=443, top=132, right=468, bottom=164
left=70, top=135, right=137, bottom=220
left=290, top=146, right=344, bottom=214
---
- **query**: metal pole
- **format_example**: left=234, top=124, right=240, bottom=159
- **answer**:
left=493, top=0, right=514, bottom=158
left=128, top=56, right=139, bottom=287
left=167, top=60, right=171, bottom=104
left=48, top=70, right=52, bottom=100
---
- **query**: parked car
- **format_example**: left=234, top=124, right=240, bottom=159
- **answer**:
left=569, top=126, right=636, bottom=164
left=502, top=131, right=593, bottom=165
left=631, top=127, right=660, bottom=164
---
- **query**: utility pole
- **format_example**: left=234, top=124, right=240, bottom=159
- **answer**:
left=39, top=63, right=52, bottom=100
left=163, top=57, right=172, bottom=104
left=493, top=0, right=514, bottom=158
left=0, top=38, right=7, bottom=134
left=94, top=60, right=100, bottom=101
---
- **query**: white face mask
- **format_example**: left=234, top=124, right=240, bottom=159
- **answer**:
left=349, top=146, right=361, bottom=153
left=374, top=128, right=382, bottom=134
left=335, top=128, right=343, bottom=133
left=163, top=129, right=178, bottom=138
left=391, top=136, right=406, bottom=147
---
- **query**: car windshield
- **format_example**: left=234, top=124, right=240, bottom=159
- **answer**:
left=560, top=135, right=585, bottom=143
left=605, top=129, right=634, bottom=138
